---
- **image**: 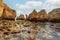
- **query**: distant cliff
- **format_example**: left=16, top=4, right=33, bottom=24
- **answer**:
left=17, top=8, right=60, bottom=22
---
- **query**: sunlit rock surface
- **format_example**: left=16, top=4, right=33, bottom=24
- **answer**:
left=0, top=0, right=16, bottom=20
left=2, top=4, right=16, bottom=20
left=28, top=9, right=37, bottom=21
left=48, top=8, right=60, bottom=22
left=37, top=9, right=47, bottom=21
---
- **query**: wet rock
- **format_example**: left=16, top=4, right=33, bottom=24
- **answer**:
left=22, top=30, right=27, bottom=32
left=3, top=31, right=10, bottom=35
left=29, top=34, right=35, bottom=40
left=10, top=38, right=18, bottom=40
left=20, top=33, right=29, bottom=40
left=42, top=33, right=53, bottom=39
left=0, top=31, right=3, bottom=37
left=28, top=29, right=38, bottom=34
left=11, top=29, right=20, bottom=34
left=23, top=21, right=30, bottom=27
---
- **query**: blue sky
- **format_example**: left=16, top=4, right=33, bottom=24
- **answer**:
left=3, top=0, right=60, bottom=16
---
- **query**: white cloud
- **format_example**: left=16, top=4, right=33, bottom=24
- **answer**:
left=46, top=0, right=60, bottom=4
left=16, top=10, right=24, bottom=16
left=16, top=0, right=60, bottom=15
left=16, top=1, right=43, bottom=9
left=42, top=0, right=60, bottom=12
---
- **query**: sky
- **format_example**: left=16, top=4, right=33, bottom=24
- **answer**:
left=3, top=0, right=60, bottom=16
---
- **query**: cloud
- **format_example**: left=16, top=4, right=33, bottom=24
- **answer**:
left=16, top=0, right=60, bottom=15
left=16, top=1, right=43, bottom=9
left=46, top=0, right=60, bottom=4
left=16, top=10, right=24, bottom=16
left=42, top=0, right=60, bottom=12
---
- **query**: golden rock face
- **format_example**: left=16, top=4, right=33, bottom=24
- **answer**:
left=37, top=9, right=47, bottom=21
left=0, top=0, right=16, bottom=20
left=28, top=8, right=60, bottom=22
left=28, top=9, right=47, bottom=21
left=48, top=8, right=60, bottom=21
left=0, top=0, right=3, bottom=3
left=2, top=4, right=16, bottom=19
left=28, top=9, right=37, bottom=20
left=0, top=4, right=4, bottom=17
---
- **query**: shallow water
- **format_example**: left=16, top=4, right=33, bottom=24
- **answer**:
left=1, top=22, right=60, bottom=40
left=35, top=22, right=60, bottom=40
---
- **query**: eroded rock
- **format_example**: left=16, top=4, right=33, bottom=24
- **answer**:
left=16, top=14, right=25, bottom=20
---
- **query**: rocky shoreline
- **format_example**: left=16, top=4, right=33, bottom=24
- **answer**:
left=0, top=20, right=60, bottom=40
left=0, top=0, right=60, bottom=40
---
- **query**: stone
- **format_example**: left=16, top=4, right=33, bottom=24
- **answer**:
left=2, top=4, right=16, bottom=20
left=0, top=0, right=4, bottom=19
left=37, top=9, right=47, bottom=21
left=20, top=33, right=29, bottom=40
left=0, top=31, right=3, bottom=37
left=0, top=0, right=3, bottom=3
left=28, top=9, right=37, bottom=21
left=28, top=9, right=47, bottom=21
left=29, top=34, right=35, bottom=40
left=48, top=8, right=60, bottom=22
left=23, top=21, right=30, bottom=27
left=3, top=31, right=10, bottom=35
left=16, top=14, right=25, bottom=20
left=11, top=29, right=20, bottom=34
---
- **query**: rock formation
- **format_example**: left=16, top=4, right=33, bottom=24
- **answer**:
left=48, top=8, right=60, bottom=22
left=0, top=0, right=4, bottom=19
left=0, top=0, right=16, bottom=20
left=2, top=4, right=16, bottom=20
left=37, top=9, right=47, bottom=21
left=28, top=9, right=37, bottom=21
left=28, top=9, right=47, bottom=21
left=16, top=14, right=25, bottom=20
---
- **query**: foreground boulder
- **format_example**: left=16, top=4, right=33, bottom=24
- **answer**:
left=48, top=8, right=60, bottom=22
left=16, top=14, right=25, bottom=20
